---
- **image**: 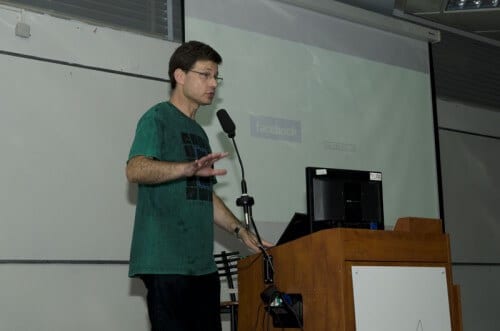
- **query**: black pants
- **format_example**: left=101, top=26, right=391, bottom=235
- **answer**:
left=141, top=273, right=222, bottom=331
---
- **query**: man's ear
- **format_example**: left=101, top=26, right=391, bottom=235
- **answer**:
left=173, top=68, right=185, bottom=86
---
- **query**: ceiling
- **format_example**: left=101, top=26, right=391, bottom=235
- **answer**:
left=336, top=0, right=500, bottom=46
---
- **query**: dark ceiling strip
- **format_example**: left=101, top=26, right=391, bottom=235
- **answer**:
left=0, top=259, right=129, bottom=264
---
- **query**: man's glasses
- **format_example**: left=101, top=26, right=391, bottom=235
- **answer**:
left=188, top=70, right=223, bottom=83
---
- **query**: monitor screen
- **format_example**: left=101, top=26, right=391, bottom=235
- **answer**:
left=277, top=167, right=385, bottom=245
left=306, top=167, right=384, bottom=231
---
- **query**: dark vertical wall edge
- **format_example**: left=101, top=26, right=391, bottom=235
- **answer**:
left=428, top=42, right=446, bottom=233
left=181, top=0, right=186, bottom=43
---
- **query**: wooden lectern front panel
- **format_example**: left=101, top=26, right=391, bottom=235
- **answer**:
left=237, top=225, right=460, bottom=331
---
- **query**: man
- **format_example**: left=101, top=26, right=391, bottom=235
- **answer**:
left=126, top=40, right=272, bottom=331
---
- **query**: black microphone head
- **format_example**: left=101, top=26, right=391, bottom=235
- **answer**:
left=216, top=109, right=236, bottom=138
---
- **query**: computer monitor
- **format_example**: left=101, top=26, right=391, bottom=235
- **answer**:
left=277, top=167, right=384, bottom=245
left=306, top=166, right=384, bottom=232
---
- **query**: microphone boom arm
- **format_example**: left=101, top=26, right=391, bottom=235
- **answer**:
left=230, top=137, right=265, bottom=249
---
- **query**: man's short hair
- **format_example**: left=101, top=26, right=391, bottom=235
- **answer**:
left=168, top=40, right=222, bottom=90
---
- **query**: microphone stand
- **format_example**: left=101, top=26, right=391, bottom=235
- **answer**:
left=230, top=137, right=274, bottom=284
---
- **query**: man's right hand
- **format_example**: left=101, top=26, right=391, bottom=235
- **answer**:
left=184, top=152, right=229, bottom=177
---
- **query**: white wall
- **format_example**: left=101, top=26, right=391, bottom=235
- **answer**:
left=0, top=264, right=147, bottom=331
left=436, top=98, right=500, bottom=330
left=0, top=1, right=442, bottom=330
left=0, top=3, right=175, bottom=330
left=0, top=4, right=175, bottom=77
left=452, top=265, right=500, bottom=331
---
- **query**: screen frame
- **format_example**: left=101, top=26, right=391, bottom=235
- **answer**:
left=305, top=166, right=385, bottom=232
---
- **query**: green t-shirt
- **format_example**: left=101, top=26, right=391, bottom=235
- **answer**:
left=128, top=102, right=217, bottom=277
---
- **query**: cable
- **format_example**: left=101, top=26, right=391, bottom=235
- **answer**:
left=251, top=214, right=275, bottom=278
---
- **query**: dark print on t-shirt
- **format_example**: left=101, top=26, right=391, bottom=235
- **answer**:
left=181, top=132, right=213, bottom=201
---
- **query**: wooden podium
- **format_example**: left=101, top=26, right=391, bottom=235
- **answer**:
left=237, top=217, right=462, bottom=330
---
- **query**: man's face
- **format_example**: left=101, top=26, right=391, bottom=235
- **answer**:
left=182, top=60, right=220, bottom=106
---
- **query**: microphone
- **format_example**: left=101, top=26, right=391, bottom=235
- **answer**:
left=217, top=108, right=274, bottom=284
left=216, top=109, right=251, bottom=229
left=216, top=109, right=235, bottom=138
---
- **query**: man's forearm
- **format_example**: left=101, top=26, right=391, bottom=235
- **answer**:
left=213, top=193, right=243, bottom=234
left=213, top=193, right=268, bottom=253
left=126, top=155, right=187, bottom=185
left=126, top=153, right=228, bottom=185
